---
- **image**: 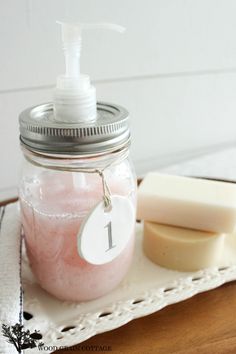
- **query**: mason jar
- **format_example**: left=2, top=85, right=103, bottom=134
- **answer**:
left=19, top=102, right=136, bottom=302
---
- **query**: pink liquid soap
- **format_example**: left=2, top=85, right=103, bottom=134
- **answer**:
left=20, top=171, right=136, bottom=302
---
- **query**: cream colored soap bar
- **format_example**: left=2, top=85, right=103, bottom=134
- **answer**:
left=143, top=222, right=225, bottom=271
left=137, top=173, right=236, bottom=233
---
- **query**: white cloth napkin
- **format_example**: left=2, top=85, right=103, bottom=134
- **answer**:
left=0, top=202, right=22, bottom=354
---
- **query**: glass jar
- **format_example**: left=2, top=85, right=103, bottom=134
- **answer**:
left=19, top=102, right=136, bottom=302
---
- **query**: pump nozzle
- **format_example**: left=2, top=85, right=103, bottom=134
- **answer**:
left=54, top=22, right=126, bottom=123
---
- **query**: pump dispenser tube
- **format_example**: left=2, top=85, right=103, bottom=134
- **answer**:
left=54, top=22, right=125, bottom=123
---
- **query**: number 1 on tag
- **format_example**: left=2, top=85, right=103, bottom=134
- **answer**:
left=105, top=221, right=116, bottom=251
left=78, top=196, right=135, bottom=265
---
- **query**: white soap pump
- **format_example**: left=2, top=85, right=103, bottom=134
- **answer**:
left=54, top=22, right=125, bottom=123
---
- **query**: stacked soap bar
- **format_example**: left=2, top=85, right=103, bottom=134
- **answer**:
left=137, top=173, right=236, bottom=271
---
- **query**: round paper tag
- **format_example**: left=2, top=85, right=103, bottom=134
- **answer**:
left=77, top=195, right=135, bottom=265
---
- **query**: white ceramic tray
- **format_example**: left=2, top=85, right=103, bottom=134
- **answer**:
left=22, top=145, right=236, bottom=353
left=23, top=221, right=236, bottom=354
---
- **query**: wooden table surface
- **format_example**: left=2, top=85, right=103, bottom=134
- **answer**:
left=3, top=198, right=236, bottom=354
left=55, top=281, right=236, bottom=354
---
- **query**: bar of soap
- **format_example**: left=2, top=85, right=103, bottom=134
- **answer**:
left=137, top=173, right=236, bottom=233
left=143, top=222, right=225, bottom=271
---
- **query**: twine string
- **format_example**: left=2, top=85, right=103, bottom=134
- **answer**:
left=96, top=169, right=112, bottom=210
left=23, top=148, right=128, bottom=211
